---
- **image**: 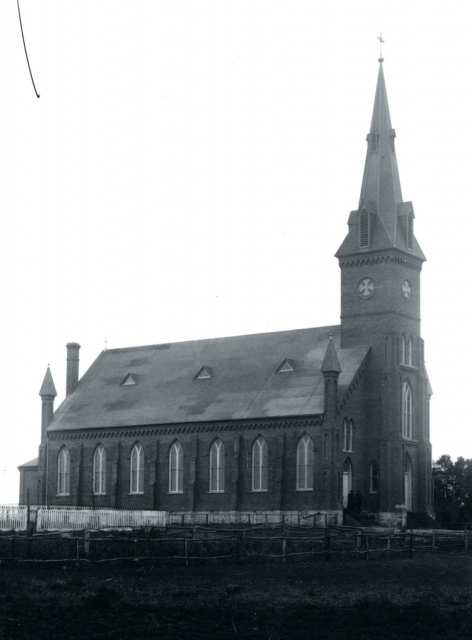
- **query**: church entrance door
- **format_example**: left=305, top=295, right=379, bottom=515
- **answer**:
left=404, top=457, right=412, bottom=511
left=342, top=460, right=352, bottom=508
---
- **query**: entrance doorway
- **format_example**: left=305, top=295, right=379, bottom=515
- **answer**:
left=404, top=457, right=412, bottom=510
left=342, top=460, right=352, bottom=508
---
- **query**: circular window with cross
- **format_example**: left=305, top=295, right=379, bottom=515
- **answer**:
left=357, top=277, right=375, bottom=299
left=402, top=279, right=412, bottom=301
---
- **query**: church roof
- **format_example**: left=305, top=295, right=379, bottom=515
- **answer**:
left=39, top=367, right=57, bottom=397
left=17, top=457, right=38, bottom=469
left=47, top=326, right=369, bottom=432
left=336, top=60, right=425, bottom=261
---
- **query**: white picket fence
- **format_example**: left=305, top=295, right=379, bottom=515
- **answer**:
left=0, top=505, right=166, bottom=531
left=0, top=505, right=28, bottom=531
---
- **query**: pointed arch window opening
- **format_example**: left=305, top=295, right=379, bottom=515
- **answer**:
left=370, top=461, right=379, bottom=493
left=400, top=335, right=406, bottom=365
left=169, top=442, right=183, bottom=493
left=209, top=439, right=225, bottom=493
left=252, top=437, right=268, bottom=492
left=359, top=210, right=370, bottom=248
left=407, top=336, right=413, bottom=366
left=402, top=382, right=413, bottom=440
left=296, top=435, right=314, bottom=491
left=93, top=445, right=107, bottom=495
left=130, top=444, right=144, bottom=494
left=342, top=419, right=353, bottom=453
left=57, top=447, right=70, bottom=496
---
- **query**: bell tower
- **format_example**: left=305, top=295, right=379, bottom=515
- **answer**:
left=336, top=56, right=433, bottom=516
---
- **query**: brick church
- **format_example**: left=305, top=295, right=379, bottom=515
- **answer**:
left=18, top=57, right=433, bottom=525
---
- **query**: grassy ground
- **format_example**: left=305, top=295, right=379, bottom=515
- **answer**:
left=0, top=554, right=471, bottom=639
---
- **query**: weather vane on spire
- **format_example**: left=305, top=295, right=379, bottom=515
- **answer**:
left=377, top=33, right=385, bottom=61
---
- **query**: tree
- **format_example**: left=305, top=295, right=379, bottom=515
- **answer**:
left=433, top=455, right=472, bottom=523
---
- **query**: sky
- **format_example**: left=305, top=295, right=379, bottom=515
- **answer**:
left=0, top=0, right=471, bottom=502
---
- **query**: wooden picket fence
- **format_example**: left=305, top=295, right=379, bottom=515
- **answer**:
left=0, top=506, right=28, bottom=531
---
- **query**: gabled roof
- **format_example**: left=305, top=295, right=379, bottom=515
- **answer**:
left=336, top=60, right=425, bottom=262
left=18, top=457, right=38, bottom=469
left=39, top=367, right=57, bottom=397
left=47, top=326, right=370, bottom=431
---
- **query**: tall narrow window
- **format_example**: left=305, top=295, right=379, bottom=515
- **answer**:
left=252, top=437, right=268, bottom=491
left=348, top=420, right=354, bottom=452
left=402, top=383, right=413, bottom=439
left=370, top=461, right=379, bottom=493
left=209, top=439, right=225, bottom=492
left=130, top=443, right=144, bottom=494
left=400, top=335, right=406, bottom=364
left=169, top=442, right=183, bottom=493
left=407, top=336, right=413, bottom=366
left=342, top=419, right=348, bottom=451
left=407, top=213, right=413, bottom=250
left=57, top=447, right=70, bottom=496
left=323, top=433, right=329, bottom=460
left=359, top=209, right=370, bottom=247
left=296, top=435, right=314, bottom=490
left=93, top=445, right=106, bottom=495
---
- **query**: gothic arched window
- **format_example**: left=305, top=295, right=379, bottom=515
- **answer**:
left=57, top=447, right=70, bottom=496
left=296, top=435, right=314, bottom=490
left=402, top=383, right=413, bottom=439
left=93, top=445, right=106, bottom=495
left=169, top=441, right=183, bottom=493
left=342, top=418, right=348, bottom=451
left=252, top=437, right=268, bottom=492
left=348, top=420, right=354, bottom=452
left=400, top=335, right=406, bottom=364
left=130, top=443, right=144, bottom=494
left=370, top=461, right=379, bottom=493
left=407, top=336, right=413, bottom=366
left=209, top=439, right=225, bottom=493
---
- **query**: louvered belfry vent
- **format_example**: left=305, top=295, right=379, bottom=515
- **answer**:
left=359, top=209, right=370, bottom=247
left=371, top=134, right=379, bottom=152
left=407, top=213, right=413, bottom=250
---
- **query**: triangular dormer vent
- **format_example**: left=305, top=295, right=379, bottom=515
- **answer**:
left=276, top=359, right=295, bottom=373
left=194, top=366, right=213, bottom=380
left=121, top=374, right=138, bottom=386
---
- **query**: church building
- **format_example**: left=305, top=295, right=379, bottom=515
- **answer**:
left=18, top=56, right=433, bottom=526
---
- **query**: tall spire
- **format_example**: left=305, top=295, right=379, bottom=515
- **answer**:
left=358, top=60, right=402, bottom=243
left=336, top=58, right=425, bottom=262
left=39, top=366, right=57, bottom=397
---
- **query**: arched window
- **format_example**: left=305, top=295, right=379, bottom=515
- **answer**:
left=400, top=335, right=406, bottom=364
left=370, top=462, right=379, bottom=493
left=342, top=459, right=352, bottom=508
left=402, top=382, right=413, bottom=439
left=407, top=336, right=413, bottom=366
left=296, top=435, right=314, bottom=490
left=57, top=447, right=70, bottom=496
left=342, top=419, right=348, bottom=451
left=404, top=456, right=412, bottom=510
left=348, top=420, right=354, bottom=452
left=323, top=433, right=329, bottom=460
left=209, top=439, right=225, bottom=493
left=93, top=445, right=106, bottom=495
left=169, top=441, right=183, bottom=493
left=252, top=437, right=268, bottom=492
left=130, top=443, right=144, bottom=494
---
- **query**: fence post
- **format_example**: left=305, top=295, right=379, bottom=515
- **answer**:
left=365, top=533, right=369, bottom=560
left=84, top=530, right=90, bottom=559
left=185, top=539, right=188, bottom=567
left=356, top=532, right=361, bottom=556
left=325, top=529, right=331, bottom=562
left=282, top=537, right=287, bottom=563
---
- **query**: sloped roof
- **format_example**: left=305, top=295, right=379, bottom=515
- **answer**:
left=48, top=326, right=369, bottom=432
left=39, top=367, right=57, bottom=397
left=18, top=457, right=38, bottom=469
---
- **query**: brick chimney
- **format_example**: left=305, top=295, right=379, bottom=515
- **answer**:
left=66, top=342, right=81, bottom=396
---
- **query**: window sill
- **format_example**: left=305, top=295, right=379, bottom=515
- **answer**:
left=208, top=490, right=225, bottom=494
left=402, top=438, right=418, bottom=444
left=296, top=489, right=314, bottom=492
left=56, top=494, right=70, bottom=497
left=129, top=492, right=144, bottom=495
left=251, top=490, right=268, bottom=493
left=400, top=364, right=418, bottom=371
left=168, top=491, right=184, bottom=495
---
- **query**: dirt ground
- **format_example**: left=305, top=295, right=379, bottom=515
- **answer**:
left=0, top=554, right=471, bottom=639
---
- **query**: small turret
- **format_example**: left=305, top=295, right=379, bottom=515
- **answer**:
left=39, top=366, right=57, bottom=443
left=322, top=334, right=341, bottom=421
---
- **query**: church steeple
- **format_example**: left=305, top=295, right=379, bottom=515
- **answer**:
left=336, top=59, right=425, bottom=262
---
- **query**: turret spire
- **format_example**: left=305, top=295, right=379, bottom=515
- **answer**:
left=39, top=366, right=57, bottom=397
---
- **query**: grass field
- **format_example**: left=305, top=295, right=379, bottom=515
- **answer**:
left=0, top=554, right=471, bottom=639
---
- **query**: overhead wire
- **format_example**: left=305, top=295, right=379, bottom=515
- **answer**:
left=17, top=0, right=40, bottom=98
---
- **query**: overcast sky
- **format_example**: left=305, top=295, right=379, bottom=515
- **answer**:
left=0, top=1, right=470, bottom=502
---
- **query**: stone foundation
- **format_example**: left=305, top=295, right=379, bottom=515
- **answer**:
left=166, top=510, right=342, bottom=527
